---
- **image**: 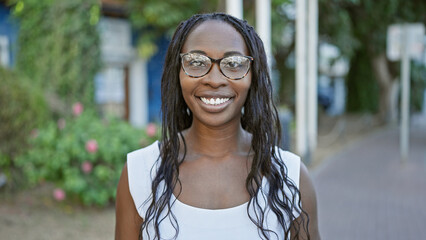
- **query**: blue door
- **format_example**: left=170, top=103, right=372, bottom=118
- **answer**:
left=147, top=36, right=170, bottom=123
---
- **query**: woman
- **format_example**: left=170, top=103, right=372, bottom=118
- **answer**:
left=115, top=13, right=320, bottom=240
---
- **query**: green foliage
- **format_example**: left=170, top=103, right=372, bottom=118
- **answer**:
left=14, top=110, right=160, bottom=206
left=319, top=0, right=412, bottom=55
left=0, top=67, right=48, bottom=159
left=11, top=0, right=101, bottom=110
left=318, top=1, right=359, bottom=58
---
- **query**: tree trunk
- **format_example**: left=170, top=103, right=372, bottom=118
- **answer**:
left=370, top=53, right=395, bottom=124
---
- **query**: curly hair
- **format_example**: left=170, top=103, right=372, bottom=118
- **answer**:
left=140, top=12, right=309, bottom=240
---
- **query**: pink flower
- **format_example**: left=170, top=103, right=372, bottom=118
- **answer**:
left=53, top=188, right=66, bottom=201
left=85, top=139, right=98, bottom=153
left=72, top=102, right=84, bottom=116
left=146, top=123, right=157, bottom=137
left=57, top=118, right=66, bottom=130
left=81, top=161, right=93, bottom=174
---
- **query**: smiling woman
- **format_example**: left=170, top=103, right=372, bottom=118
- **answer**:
left=115, top=13, right=320, bottom=240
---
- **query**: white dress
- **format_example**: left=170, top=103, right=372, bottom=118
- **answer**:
left=127, top=141, right=301, bottom=240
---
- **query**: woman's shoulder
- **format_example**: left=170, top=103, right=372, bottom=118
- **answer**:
left=126, top=140, right=160, bottom=186
left=126, top=140, right=161, bottom=218
left=274, top=147, right=301, bottom=183
left=275, top=147, right=300, bottom=165
left=127, top=140, right=160, bottom=164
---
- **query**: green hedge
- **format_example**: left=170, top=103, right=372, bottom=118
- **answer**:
left=15, top=108, right=160, bottom=206
left=0, top=67, right=48, bottom=160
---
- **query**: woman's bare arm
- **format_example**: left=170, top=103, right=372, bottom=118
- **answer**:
left=290, top=162, right=321, bottom=240
left=115, top=163, right=144, bottom=240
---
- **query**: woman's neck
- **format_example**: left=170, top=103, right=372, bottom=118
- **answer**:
left=182, top=119, right=251, bottom=159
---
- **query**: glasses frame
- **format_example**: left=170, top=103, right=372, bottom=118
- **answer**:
left=180, top=53, right=254, bottom=80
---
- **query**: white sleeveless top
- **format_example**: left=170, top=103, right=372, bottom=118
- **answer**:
left=127, top=141, right=301, bottom=240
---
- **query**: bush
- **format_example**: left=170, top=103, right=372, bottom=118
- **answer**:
left=0, top=67, right=48, bottom=159
left=15, top=106, right=160, bottom=206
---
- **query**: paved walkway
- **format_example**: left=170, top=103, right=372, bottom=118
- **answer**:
left=312, top=124, right=426, bottom=240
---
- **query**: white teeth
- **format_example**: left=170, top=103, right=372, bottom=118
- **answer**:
left=200, top=97, right=230, bottom=105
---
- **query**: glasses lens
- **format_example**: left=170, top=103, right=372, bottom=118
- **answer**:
left=182, top=53, right=211, bottom=77
left=220, top=56, right=251, bottom=79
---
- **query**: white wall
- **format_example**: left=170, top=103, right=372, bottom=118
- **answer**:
left=0, top=36, right=9, bottom=67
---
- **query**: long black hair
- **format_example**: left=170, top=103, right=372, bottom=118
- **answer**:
left=141, top=12, right=309, bottom=240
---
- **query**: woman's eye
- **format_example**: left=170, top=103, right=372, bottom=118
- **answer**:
left=225, top=61, right=241, bottom=68
left=223, top=60, right=243, bottom=70
left=222, top=56, right=246, bottom=69
left=189, top=60, right=206, bottom=67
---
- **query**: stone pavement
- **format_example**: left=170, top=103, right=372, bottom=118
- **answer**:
left=312, top=124, right=426, bottom=240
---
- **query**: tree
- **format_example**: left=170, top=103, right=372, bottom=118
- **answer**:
left=318, top=0, right=426, bottom=123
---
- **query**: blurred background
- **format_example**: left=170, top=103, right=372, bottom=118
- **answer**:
left=0, top=0, right=425, bottom=239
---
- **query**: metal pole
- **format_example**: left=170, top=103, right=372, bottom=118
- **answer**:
left=307, top=0, right=318, bottom=153
left=400, top=25, right=410, bottom=162
left=296, top=0, right=308, bottom=159
left=256, top=0, right=271, bottom=70
left=226, top=0, right=243, bottom=19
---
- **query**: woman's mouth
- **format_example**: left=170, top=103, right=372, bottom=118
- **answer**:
left=199, top=97, right=231, bottom=106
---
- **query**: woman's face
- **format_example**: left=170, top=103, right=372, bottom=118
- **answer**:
left=179, top=20, right=252, bottom=128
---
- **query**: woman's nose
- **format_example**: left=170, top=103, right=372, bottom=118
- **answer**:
left=200, top=63, right=228, bottom=88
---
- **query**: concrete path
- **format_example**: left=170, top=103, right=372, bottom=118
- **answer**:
left=312, top=125, right=426, bottom=240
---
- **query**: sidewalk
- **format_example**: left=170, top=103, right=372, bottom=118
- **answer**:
left=312, top=124, right=426, bottom=240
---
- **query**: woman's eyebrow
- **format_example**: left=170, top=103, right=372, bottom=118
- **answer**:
left=223, top=51, right=244, bottom=57
left=186, top=50, right=245, bottom=57
left=187, top=50, right=207, bottom=55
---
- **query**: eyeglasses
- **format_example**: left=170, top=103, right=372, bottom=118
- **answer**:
left=180, top=52, right=253, bottom=80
